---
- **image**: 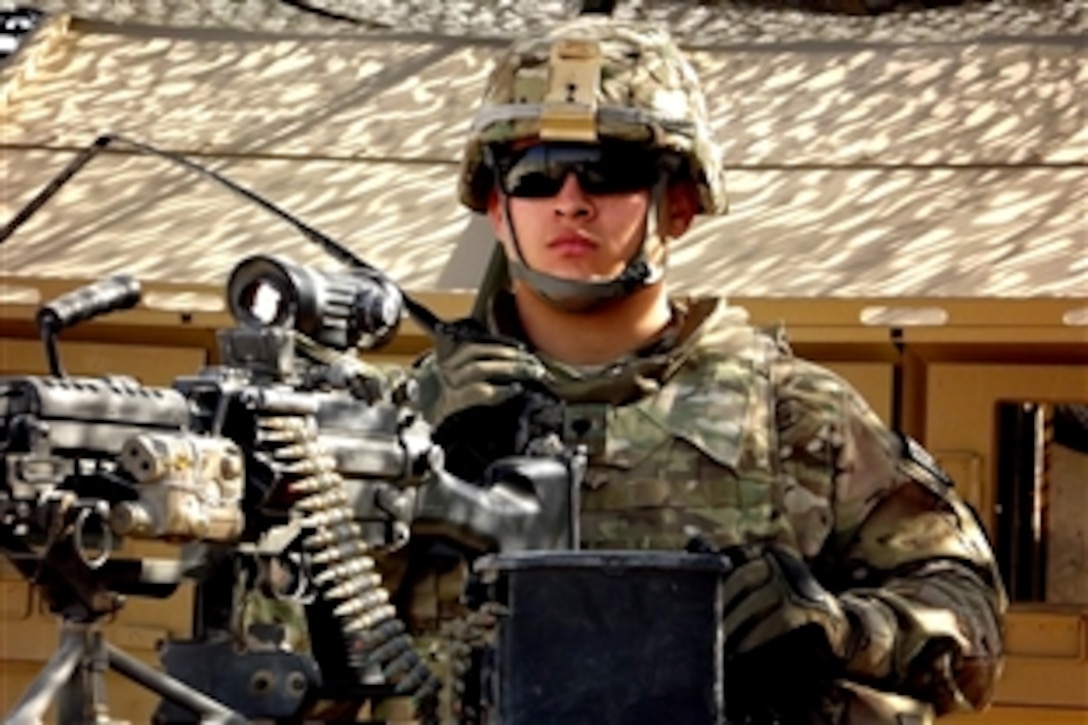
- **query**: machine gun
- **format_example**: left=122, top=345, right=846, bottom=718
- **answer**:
left=0, top=135, right=584, bottom=724
left=2, top=134, right=731, bottom=725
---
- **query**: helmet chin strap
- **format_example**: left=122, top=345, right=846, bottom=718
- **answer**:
left=500, top=172, right=671, bottom=313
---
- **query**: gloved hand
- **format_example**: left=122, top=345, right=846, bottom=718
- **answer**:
left=419, top=329, right=553, bottom=427
left=719, top=544, right=858, bottom=717
left=721, top=544, right=853, bottom=659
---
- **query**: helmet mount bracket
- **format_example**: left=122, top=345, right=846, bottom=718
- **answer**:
left=540, top=40, right=601, bottom=142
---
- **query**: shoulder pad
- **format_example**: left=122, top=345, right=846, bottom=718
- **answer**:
left=846, top=434, right=1002, bottom=576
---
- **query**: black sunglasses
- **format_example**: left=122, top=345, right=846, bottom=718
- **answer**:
left=494, top=143, right=664, bottom=199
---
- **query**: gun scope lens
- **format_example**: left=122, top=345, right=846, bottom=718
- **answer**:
left=238, top=277, right=290, bottom=327
left=226, top=254, right=403, bottom=351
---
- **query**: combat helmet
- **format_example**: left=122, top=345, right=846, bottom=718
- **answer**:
left=459, top=16, right=726, bottom=215
left=459, top=16, right=727, bottom=312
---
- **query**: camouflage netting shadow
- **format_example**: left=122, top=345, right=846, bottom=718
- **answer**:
left=673, top=167, right=1086, bottom=298
left=0, top=1, right=1084, bottom=297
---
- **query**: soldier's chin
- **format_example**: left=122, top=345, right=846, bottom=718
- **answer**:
left=538, top=260, right=622, bottom=284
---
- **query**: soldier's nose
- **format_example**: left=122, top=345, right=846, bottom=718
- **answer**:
left=552, top=173, right=595, bottom=218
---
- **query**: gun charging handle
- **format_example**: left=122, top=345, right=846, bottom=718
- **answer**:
left=36, top=276, right=142, bottom=377
left=37, top=275, right=142, bottom=332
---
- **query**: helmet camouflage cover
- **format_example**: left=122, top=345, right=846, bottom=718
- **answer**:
left=458, top=15, right=727, bottom=215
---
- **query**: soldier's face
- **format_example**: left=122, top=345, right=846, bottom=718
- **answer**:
left=485, top=142, right=697, bottom=283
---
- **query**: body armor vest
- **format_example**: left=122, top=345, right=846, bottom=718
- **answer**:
left=560, top=322, right=802, bottom=554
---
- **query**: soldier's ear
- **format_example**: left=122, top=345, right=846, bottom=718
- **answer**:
left=664, top=179, right=699, bottom=238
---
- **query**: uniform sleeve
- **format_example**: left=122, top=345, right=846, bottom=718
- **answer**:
left=833, top=378, right=1006, bottom=713
left=777, top=360, right=1007, bottom=715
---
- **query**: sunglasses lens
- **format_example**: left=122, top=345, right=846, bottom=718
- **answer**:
left=500, top=144, right=659, bottom=198
left=504, top=160, right=565, bottom=198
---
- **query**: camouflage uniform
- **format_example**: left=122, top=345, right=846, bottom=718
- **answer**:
left=406, top=15, right=1006, bottom=724
left=413, top=293, right=1005, bottom=723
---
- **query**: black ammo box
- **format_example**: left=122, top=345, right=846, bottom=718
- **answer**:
left=473, top=551, right=729, bottom=725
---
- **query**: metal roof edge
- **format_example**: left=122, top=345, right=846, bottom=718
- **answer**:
left=2, top=274, right=1085, bottom=331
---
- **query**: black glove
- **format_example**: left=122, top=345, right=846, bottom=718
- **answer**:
left=721, top=544, right=852, bottom=658
left=719, top=544, right=857, bottom=718
left=423, top=324, right=553, bottom=426
left=417, top=324, right=562, bottom=480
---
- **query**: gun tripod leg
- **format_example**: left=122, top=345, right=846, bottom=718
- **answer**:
left=5, top=619, right=246, bottom=725
left=7, top=621, right=110, bottom=725
left=65, top=623, right=111, bottom=724
left=107, top=642, right=246, bottom=724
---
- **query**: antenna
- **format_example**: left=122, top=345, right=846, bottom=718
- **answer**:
left=0, top=134, right=444, bottom=337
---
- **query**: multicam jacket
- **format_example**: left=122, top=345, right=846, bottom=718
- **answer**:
left=406, top=294, right=1006, bottom=723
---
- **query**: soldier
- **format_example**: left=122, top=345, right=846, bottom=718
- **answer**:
left=408, top=14, right=1006, bottom=723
